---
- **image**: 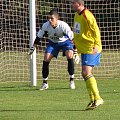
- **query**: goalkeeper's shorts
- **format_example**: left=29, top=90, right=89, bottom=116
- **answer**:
left=45, top=40, right=73, bottom=58
left=81, top=53, right=101, bottom=67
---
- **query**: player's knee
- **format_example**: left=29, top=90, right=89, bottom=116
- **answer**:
left=44, top=53, right=53, bottom=62
left=82, top=71, right=89, bottom=79
left=67, top=54, right=73, bottom=59
left=65, top=50, right=73, bottom=59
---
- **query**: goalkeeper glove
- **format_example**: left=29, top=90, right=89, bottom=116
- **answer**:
left=73, top=49, right=80, bottom=64
left=28, top=46, right=35, bottom=55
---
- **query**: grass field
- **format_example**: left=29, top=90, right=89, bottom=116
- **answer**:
left=0, top=79, right=120, bottom=120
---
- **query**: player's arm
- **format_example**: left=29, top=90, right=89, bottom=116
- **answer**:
left=62, top=22, right=74, bottom=41
left=90, top=19, right=101, bottom=54
left=86, top=12, right=101, bottom=48
left=27, top=36, right=41, bottom=55
left=28, top=25, right=49, bottom=55
left=28, top=26, right=46, bottom=55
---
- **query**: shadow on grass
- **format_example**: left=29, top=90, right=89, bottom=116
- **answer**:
left=102, top=91, right=120, bottom=94
left=0, top=85, right=38, bottom=91
left=0, top=86, right=120, bottom=94
left=0, top=109, right=86, bottom=112
left=0, top=85, right=72, bottom=91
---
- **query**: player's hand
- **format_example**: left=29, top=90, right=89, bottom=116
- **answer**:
left=93, top=46, right=98, bottom=54
left=28, top=46, right=35, bottom=55
left=73, top=49, right=80, bottom=64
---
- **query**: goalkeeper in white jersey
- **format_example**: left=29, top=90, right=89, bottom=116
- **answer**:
left=28, top=8, right=79, bottom=90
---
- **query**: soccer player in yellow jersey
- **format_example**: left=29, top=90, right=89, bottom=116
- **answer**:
left=71, top=0, right=104, bottom=110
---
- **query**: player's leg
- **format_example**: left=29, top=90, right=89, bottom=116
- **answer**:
left=62, top=40, right=75, bottom=89
left=81, top=53, right=103, bottom=110
left=40, top=43, right=59, bottom=90
left=82, top=65, right=103, bottom=110
left=65, top=50, right=75, bottom=89
left=40, top=53, right=53, bottom=90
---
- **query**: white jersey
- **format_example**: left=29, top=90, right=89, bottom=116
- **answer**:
left=37, top=20, right=74, bottom=43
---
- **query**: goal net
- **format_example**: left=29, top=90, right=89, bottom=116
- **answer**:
left=0, top=0, right=120, bottom=83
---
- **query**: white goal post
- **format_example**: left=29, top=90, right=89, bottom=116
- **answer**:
left=0, top=0, right=120, bottom=85
left=29, top=0, right=37, bottom=86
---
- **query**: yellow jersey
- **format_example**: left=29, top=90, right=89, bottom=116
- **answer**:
left=73, top=8, right=102, bottom=54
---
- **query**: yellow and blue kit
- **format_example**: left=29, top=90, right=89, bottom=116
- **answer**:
left=73, top=8, right=102, bottom=54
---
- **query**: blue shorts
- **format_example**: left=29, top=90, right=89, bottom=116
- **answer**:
left=81, top=53, right=101, bottom=67
left=45, top=40, right=73, bottom=58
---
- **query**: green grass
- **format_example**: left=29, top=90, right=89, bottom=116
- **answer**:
left=0, top=79, right=120, bottom=120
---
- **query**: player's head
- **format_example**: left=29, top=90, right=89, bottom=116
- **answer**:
left=48, top=8, right=60, bottom=27
left=71, top=0, right=84, bottom=5
left=71, top=0, right=84, bottom=12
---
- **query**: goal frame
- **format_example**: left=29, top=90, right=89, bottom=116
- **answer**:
left=29, top=0, right=37, bottom=86
left=0, top=0, right=120, bottom=85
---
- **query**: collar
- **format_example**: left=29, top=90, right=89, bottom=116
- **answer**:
left=79, top=8, right=87, bottom=15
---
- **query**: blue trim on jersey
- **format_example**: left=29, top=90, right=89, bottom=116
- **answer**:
left=81, top=53, right=101, bottom=67
left=45, top=40, right=73, bottom=58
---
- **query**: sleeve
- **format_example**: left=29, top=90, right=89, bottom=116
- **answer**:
left=63, top=22, right=74, bottom=40
left=33, top=28, right=44, bottom=45
left=37, top=29, right=44, bottom=38
left=37, top=24, right=45, bottom=39
left=86, top=12, right=101, bottom=46
left=33, top=24, right=45, bottom=45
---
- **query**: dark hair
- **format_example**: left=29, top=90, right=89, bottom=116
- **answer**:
left=48, top=8, right=59, bottom=18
